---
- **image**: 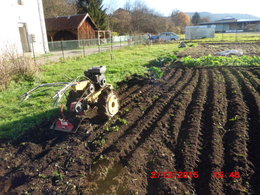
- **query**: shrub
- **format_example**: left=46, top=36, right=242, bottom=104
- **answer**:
left=149, top=66, right=164, bottom=79
left=150, top=54, right=177, bottom=67
left=0, top=48, right=39, bottom=90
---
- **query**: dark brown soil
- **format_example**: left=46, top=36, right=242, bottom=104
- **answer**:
left=178, top=42, right=260, bottom=58
left=0, top=66, right=259, bottom=195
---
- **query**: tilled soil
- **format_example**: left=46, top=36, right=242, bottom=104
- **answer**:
left=0, top=66, right=260, bottom=195
left=178, top=42, right=260, bottom=58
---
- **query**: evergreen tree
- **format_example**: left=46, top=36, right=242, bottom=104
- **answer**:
left=77, top=0, right=107, bottom=30
left=191, top=12, right=201, bottom=25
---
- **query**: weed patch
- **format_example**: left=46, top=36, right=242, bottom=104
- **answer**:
left=181, top=55, right=260, bottom=67
left=0, top=50, right=39, bottom=90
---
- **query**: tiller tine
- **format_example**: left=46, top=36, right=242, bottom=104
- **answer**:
left=50, top=118, right=75, bottom=132
left=50, top=104, right=79, bottom=133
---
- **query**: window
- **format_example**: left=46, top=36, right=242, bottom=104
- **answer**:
left=18, top=0, right=24, bottom=5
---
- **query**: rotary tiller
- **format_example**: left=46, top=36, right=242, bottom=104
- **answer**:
left=20, top=66, right=120, bottom=133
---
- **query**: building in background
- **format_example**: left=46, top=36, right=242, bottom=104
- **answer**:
left=0, top=0, right=49, bottom=55
left=45, top=14, right=111, bottom=42
left=200, top=17, right=260, bottom=33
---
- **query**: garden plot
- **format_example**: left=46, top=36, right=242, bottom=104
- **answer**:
left=0, top=65, right=259, bottom=195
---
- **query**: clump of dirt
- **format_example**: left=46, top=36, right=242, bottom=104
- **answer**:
left=178, top=42, right=260, bottom=58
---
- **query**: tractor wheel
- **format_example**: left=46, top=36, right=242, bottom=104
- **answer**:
left=98, top=89, right=119, bottom=120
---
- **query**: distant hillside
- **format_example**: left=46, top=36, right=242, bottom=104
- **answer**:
left=186, top=12, right=260, bottom=21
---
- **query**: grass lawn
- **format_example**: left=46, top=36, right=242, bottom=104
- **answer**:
left=180, top=33, right=260, bottom=42
left=0, top=43, right=185, bottom=140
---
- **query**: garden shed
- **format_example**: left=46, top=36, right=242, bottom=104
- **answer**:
left=45, top=13, right=100, bottom=41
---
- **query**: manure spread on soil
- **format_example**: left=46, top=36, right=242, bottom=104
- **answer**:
left=178, top=42, right=260, bottom=58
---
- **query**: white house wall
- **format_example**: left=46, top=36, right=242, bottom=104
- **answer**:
left=0, top=0, right=49, bottom=55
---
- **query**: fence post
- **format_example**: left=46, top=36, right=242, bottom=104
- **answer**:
left=60, top=40, right=65, bottom=61
left=110, top=35, right=113, bottom=60
left=82, top=40, right=86, bottom=57
left=120, top=36, right=122, bottom=47
left=222, top=25, right=224, bottom=41
left=98, top=39, right=101, bottom=53
left=31, top=42, right=36, bottom=65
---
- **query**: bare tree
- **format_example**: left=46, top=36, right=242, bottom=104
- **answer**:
left=200, top=17, right=210, bottom=23
left=124, top=0, right=132, bottom=11
left=171, top=10, right=191, bottom=33
left=110, top=8, right=132, bottom=34
left=103, top=0, right=117, bottom=14
left=110, top=0, right=177, bottom=34
left=43, top=0, right=77, bottom=18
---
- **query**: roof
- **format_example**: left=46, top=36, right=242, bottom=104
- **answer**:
left=237, top=19, right=260, bottom=22
left=45, top=14, right=98, bottom=32
left=200, top=18, right=260, bottom=25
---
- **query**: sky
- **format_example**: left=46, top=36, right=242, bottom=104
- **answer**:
left=103, top=0, right=260, bottom=18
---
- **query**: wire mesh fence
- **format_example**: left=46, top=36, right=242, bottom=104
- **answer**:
left=36, top=35, right=148, bottom=65
left=184, top=32, right=260, bottom=43
left=33, top=32, right=260, bottom=65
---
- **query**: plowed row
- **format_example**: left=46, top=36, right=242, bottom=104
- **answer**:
left=0, top=66, right=259, bottom=195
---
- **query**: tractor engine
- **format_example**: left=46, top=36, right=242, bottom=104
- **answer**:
left=67, top=66, right=111, bottom=116
left=84, top=66, right=107, bottom=89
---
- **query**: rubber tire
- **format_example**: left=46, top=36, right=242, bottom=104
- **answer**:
left=97, top=89, right=119, bottom=120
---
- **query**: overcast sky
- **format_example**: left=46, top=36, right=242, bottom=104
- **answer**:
left=103, top=0, right=260, bottom=18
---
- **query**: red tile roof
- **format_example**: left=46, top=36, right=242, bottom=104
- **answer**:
left=45, top=14, right=98, bottom=32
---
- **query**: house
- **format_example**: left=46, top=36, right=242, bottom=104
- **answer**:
left=199, top=17, right=260, bottom=33
left=0, top=0, right=49, bottom=55
left=45, top=14, right=110, bottom=42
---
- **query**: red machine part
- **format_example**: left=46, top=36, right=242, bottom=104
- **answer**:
left=54, top=118, right=74, bottom=131
left=50, top=104, right=74, bottom=132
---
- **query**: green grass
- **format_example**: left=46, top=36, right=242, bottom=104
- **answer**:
left=37, top=52, right=54, bottom=58
left=0, top=43, right=183, bottom=140
left=48, top=41, right=129, bottom=52
left=181, top=55, right=260, bottom=66
left=180, top=33, right=260, bottom=42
